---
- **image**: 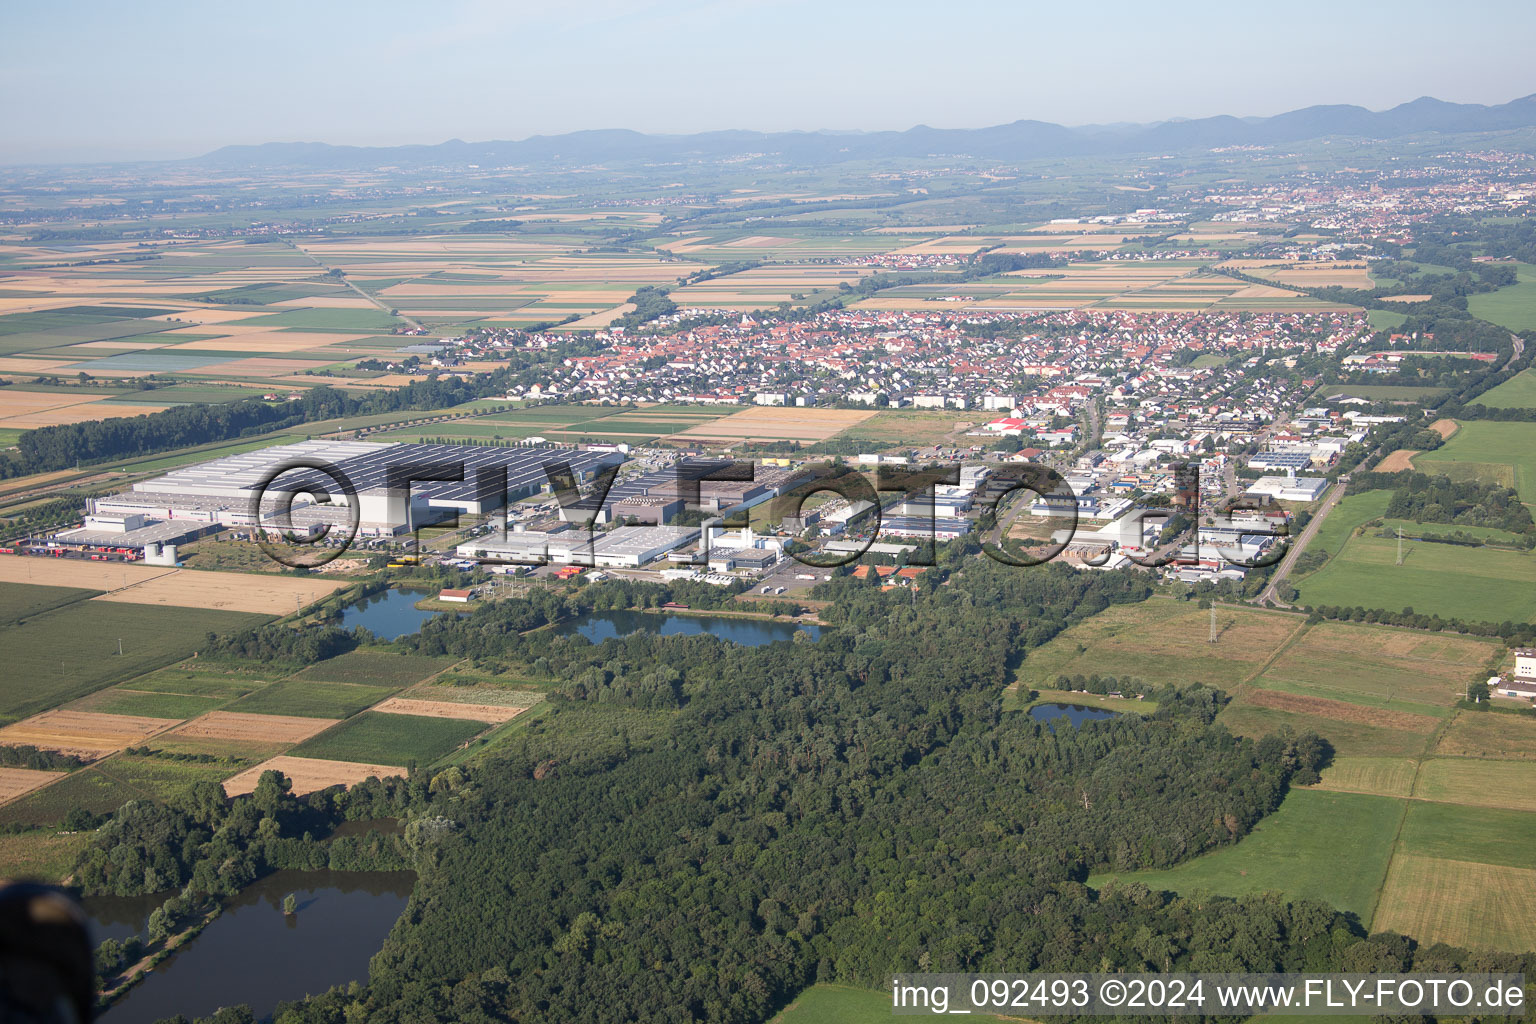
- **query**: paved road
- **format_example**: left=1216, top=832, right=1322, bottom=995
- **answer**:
left=1259, top=477, right=1348, bottom=607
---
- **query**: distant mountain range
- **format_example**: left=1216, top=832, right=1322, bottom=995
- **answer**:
left=197, top=93, right=1536, bottom=170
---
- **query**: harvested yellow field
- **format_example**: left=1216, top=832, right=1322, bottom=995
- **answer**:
left=0, top=710, right=180, bottom=760
left=0, top=558, right=175, bottom=590
left=0, top=400, right=171, bottom=428
left=93, top=568, right=345, bottom=614
left=1428, top=418, right=1459, bottom=439
left=1373, top=854, right=1536, bottom=950
left=171, top=711, right=338, bottom=744
left=561, top=303, right=635, bottom=329
left=1382, top=294, right=1434, bottom=303
left=205, top=357, right=336, bottom=376
left=668, top=406, right=875, bottom=442
left=222, top=755, right=404, bottom=796
left=372, top=697, right=526, bottom=723
left=0, top=767, right=65, bottom=805
left=164, top=331, right=368, bottom=353
left=1376, top=449, right=1418, bottom=472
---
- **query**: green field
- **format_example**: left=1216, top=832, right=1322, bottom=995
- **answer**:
left=0, top=767, right=143, bottom=827
left=113, top=669, right=268, bottom=700
left=1468, top=261, right=1536, bottom=331
left=1294, top=528, right=1536, bottom=622
left=1477, top=367, right=1536, bottom=409
left=0, top=604, right=269, bottom=721
left=1416, top=420, right=1536, bottom=504
left=289, top=711, right=485, bottom=766
left=0, top=582, right=99, bottom=627
left=1367, top=309, right=1408, bottom=331
left=1396, top=800, right=1536, bottom=869
left=292, top=650, right=458, bottom=687
left=92, top=753, right=239, bottom=801
left=772, top=985, right=896, bottom=1023
left=1302, top=489, right=1390, bottom=564
left=225, top=678, right=397, bottom=719
left=1088, top=789, right=1403, bottom=921
left=72, top=687, right=226, bottom=720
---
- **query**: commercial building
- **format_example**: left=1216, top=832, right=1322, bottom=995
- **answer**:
left=94, top=440, right=621, bottom=537
left=1245, top=476, right=1328, bottom=503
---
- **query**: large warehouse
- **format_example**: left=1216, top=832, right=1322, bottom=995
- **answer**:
left=93, top=440, right=623, bottom=537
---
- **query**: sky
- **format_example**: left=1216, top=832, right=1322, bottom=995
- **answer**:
left=4, top=0, right=1536, bottom=164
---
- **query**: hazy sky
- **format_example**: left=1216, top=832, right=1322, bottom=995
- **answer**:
left=5, top=0, right=1535, bottom=163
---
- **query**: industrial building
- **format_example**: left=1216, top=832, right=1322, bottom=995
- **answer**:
left=93, top=440, right=622, bottom=537
left=457, top=524, right=700, bottom=568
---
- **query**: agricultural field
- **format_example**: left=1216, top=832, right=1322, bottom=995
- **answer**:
left=221, top=754, right=404, bottom=797
left=0, top=582, right=99, bottom=626
left=1415, top=420, right=1536, bottom=504
left=1373, top=855, right=1536, bottom=952
left=1018, top=599, right=1300, bottom=690
left=94, top=568, right=346, bottom=614
left=1477, top=367, right=1536, bottom=409
left=1467, top=261, right=1536, bottom=331
left=0, top=709, right=180, bottom=760
left=288, top=711, right=486, bottom=766
left=1310, top=756, right=1419, bottom=799
left=372, top=696, right=528, bottom=724
left=1249, top=622, right=1497, bottom=714
left=1396, top=800, right=1536, bottom=869
left=291, top=650, right=458, bottom=687
left=0, top=766, right=146, bottom=827
left=1293, top=527, right=1536, bottom=623
left=225, top=679, right=397, bottom=719
left=1412, top=758, right=1536, bottom=813
left=665, top=406, right=875, bottom=444
left=69, top=687, right=226, bottom=720
left=0, top=831, right=90, bottom=882
left=771, top=985, right=917, bottom=1024
left=168, top=710, right=338, bottom=745
left=1088, top=789, right=1403, bottom=921
left=1217, top=702, right=1435, bottom=758
left=0, top=602, right=268, bottom=720
left=0, top=766, right=65, bottom=804
left=1433, top=710, right=1536, bottom=759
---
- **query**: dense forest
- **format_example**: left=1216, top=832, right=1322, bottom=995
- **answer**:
left=81, top=553, right=1526, bottom=1024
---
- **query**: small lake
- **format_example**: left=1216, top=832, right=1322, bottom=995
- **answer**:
left=1029, top=703, right=1124, bottom=730
left=336, top=588, right=441, bottom=640
left=101, top=870, right=414, bottom=1024
left=553, top=608, right=820, bottom=646
left=84, top=892, right=170, bottom=948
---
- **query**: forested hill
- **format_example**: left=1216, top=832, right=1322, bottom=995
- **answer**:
left=195, top=94, right=1536, bottom=170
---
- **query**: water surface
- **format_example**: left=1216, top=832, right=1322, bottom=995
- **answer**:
left=336, top=588, right=440, bottom=640
left=101, top=870, right=413, bottom=1024
left=1028, top=702, right=1124, bottom=730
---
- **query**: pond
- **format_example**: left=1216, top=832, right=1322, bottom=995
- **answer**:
left=553, top=608, right=821, bottom=646
left=84, top=892, right=170, bottom=948
left=335, top=587, right=441, bottom=640
left=1028, top=703, right=1124, bottom=730
left=100, top=870, right=414, bottom=1024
